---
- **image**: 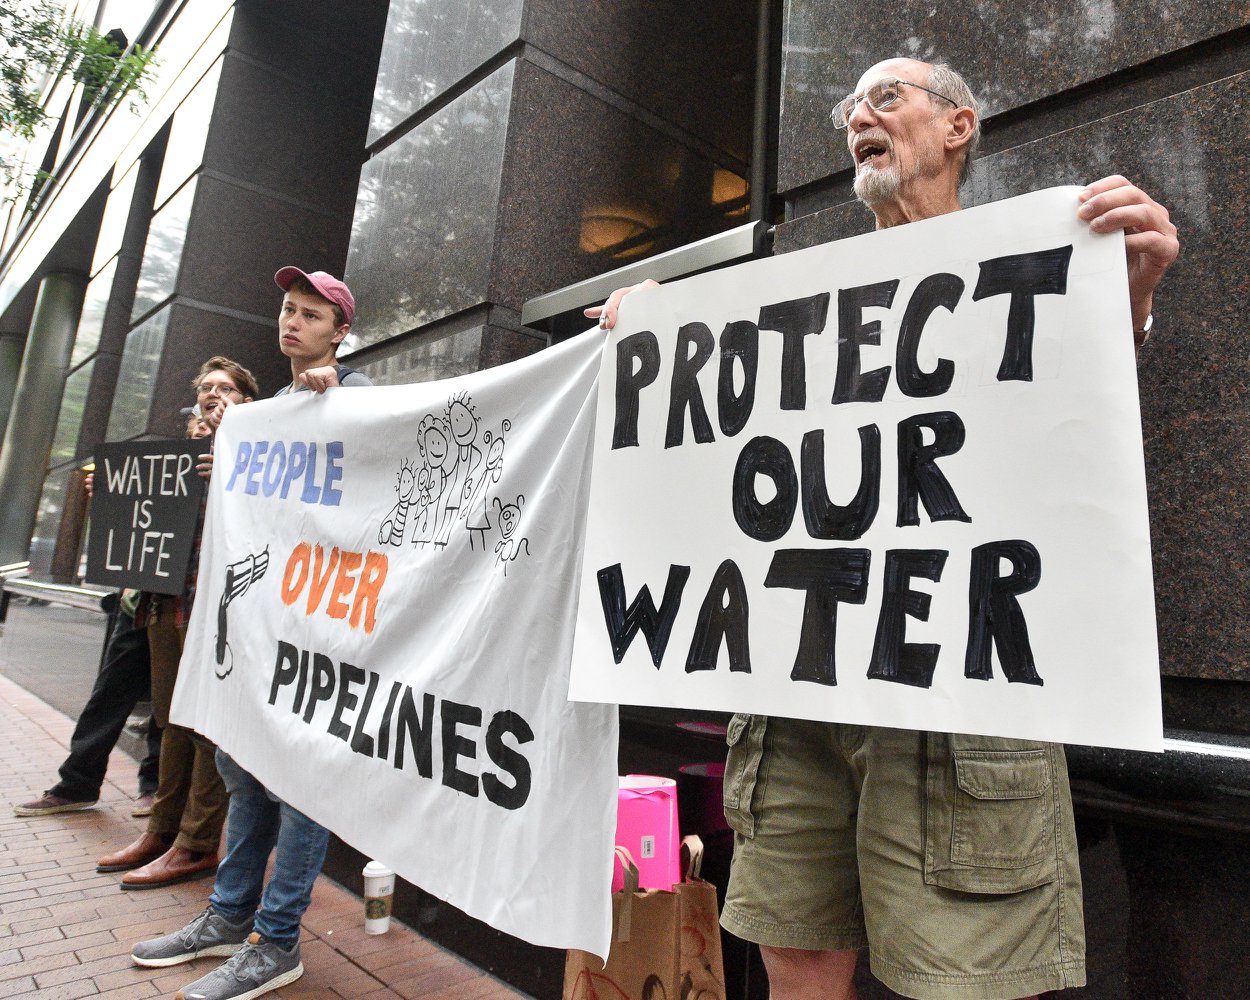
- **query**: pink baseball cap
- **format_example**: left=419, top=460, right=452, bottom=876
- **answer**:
left=274, top=266, right=355, bottom=327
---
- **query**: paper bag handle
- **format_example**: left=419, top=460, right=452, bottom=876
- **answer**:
left=681, top=834, right=704, bottom=881
left=614, top=846, right=639, bottom=942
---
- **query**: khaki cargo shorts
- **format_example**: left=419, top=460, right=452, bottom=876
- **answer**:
left=719, top=715, right=1085, bottom=1000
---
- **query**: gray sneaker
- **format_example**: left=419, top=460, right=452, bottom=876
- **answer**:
left=174, top=933, right=303, bottom=1000
left=131, top=907, right=253, bottom=968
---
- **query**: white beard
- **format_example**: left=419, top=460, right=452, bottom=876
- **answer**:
left=853, top=161, right=901, bottom=205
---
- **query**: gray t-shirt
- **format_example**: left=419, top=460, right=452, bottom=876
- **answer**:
left=274, top=366, right=372, bottom=396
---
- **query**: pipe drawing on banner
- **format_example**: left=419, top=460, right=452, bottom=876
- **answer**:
left=216, top=546, right=270, bottom=678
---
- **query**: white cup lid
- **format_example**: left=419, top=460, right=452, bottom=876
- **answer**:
left=363, top=861, right=394, bottom=878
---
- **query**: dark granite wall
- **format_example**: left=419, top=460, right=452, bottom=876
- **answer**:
left=138, top=0, right=389, bottom=421
left=774, top=8, right=1250, bottom=708
left=779, top=3, right=1250, bottom=192
left=522, top=0, right=757, bottom=164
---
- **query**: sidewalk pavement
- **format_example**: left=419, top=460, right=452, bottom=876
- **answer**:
left=0, top=673, right=535, bottom=999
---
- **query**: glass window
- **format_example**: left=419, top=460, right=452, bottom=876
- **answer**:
left=369, top=0, right=524, bottom=144
left=130, top=177, right=196, bottom=322
left=347, top=62, right=514, bottom=346
left=48, top=360, right=95, bottom=467
left=28, top=471, right=71, bottom=577
left=91, top=162, right=139, bottom=275
left=95, top=0, right=161, bottom=44
left=357, top=324, right=489, bottom=386
left=153, top=58, right=222, bottom=208
left=72, top=260, right=115, bottom=366
left=106, top=307, right=169, bottom=441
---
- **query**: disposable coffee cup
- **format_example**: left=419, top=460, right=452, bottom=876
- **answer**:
left=362, top=860, right=395, bottom=935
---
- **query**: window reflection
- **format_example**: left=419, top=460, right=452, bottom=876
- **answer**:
left=347, top=63, right=514, bottom=346
left=91, top=163, right=139, bottom=275
left=357, top=325, right=489, bottom=386
left=578, top=207, right=660, bottom=260
left=369, top=0, right=524, bottom=144
left=153, top=58, right=221, bottom=208
left=73, top=261, right=115, bottom=366
left=712, top=168, right=750, bottom=217
left=106, top=307, right=169, bottom=440
left=28, top=472, right=70, bottom=577
left=49, top=360, right=95, bottom=467
left=130, top=178, right=196, bottom=322
left=96, top=0, right=161, bottom=46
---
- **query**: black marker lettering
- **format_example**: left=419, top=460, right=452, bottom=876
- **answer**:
left=686, top=559, right=751, bottom=673
left=613, top=331, right=660, bottom=449
left=758, top=294, right=830, bottom=411
left=973, top=245, right=1073, bottom=382
left=965, top=540, right=1043, bottom=685
left=596, top=564, right=690, bottom=666
left=868, top=549, right=948, bottom=688
left=666, top=322, right=716, bottom=448
left=765, top=548, right=871, bottom=687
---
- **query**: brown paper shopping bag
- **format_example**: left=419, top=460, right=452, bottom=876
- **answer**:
left=564, top=838, right=725, bottom=1000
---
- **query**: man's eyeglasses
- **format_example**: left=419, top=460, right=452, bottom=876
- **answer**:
left=831, top=78, right=958, bottom=129
left=197, top=382, right=242, bottom=398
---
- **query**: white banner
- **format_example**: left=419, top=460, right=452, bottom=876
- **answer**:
left=570, top=188, right=1163, bottom=751
left=173, top=332, right=618, bottom=957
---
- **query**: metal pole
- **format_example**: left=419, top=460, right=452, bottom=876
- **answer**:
left=749, top=0, right=772, bottom=224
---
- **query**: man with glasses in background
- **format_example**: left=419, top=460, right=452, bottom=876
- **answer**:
left=14, top=396, right=226, bottom=824
left=96, top=359, right=259, bottom=890
left=592, top=57, right=1178, bottom=1000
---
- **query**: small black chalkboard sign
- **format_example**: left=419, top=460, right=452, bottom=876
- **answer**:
left=85, top=439, right=206, bottom=595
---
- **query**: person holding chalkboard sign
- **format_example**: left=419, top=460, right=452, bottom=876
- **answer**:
left=132, top=268, right=373, bottom=1000
left=13, top=587, right=162, bottom=818
left=97, top=358, right=259, bottom=891
left=16, top=410, right=214, bottom=823
left=590, top=57, right=1178, bottom=1000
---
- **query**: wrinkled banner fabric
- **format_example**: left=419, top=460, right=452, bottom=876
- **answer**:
left=173, top=332, right=617, bottom=957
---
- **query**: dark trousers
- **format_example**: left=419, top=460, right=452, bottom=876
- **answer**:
left=49, top=610, right=162, bottom=802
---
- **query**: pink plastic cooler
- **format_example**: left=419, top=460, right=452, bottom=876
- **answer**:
left=613, top=774, right=681, bottom=892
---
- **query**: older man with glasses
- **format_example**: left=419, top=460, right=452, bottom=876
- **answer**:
left=592, top=56, right=1178, bottom=1000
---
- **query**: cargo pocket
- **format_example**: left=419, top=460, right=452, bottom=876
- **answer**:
left=722, top=714, right=766, bottom=838
left=924, top=734, right=1059, bottom=894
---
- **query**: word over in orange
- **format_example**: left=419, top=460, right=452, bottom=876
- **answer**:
left=280, top=542, right=388, bottom=633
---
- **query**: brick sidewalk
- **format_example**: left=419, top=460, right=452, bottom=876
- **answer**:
left=0, top=673, right=534, bottom=999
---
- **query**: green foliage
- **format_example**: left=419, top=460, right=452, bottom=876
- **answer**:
left=1, top=0, right=156, bottom=204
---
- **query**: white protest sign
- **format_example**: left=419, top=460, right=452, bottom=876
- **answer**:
left=570, top=187, right=1162, bottom=751
left=173, top=332, right=619, bottom=958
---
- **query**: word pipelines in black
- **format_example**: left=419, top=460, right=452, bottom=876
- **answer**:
left=269, top=641, right=534, bottom=809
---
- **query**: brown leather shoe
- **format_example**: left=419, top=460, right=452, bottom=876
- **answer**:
left=14, top=792, right=97, bottom=817
left=97, top=831, right=174, bottom=873
left=131, top=793, right=155, bottom=818
left=120, top=845, right=219, bottom=890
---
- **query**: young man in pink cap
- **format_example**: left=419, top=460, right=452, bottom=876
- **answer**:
left=133, top=267, right=372, bottom=1000
left=271, top=266, right=370, bottom=394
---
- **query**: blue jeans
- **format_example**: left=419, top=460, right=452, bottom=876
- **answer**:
left=210, top=750, right=330, bottom=946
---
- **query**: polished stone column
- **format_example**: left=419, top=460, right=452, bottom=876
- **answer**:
left=0, top=272, right=88, bottom=566
left=0, top=333, right=22, bottom=446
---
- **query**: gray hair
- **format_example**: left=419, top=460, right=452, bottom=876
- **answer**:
left=926, top=63, right=981, bottom=186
